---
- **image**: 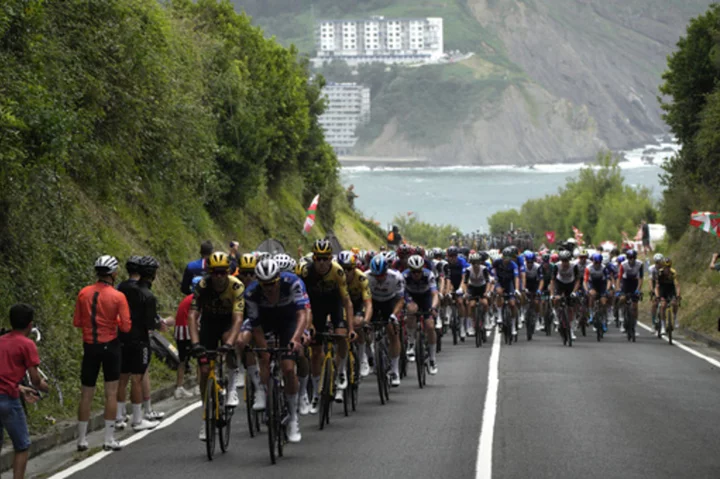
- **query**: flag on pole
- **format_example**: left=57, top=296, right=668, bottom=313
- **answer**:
left=545, top=231, right=556, bottom=244
left=690, top=211, right=720, bottom=237
left=572, top=226, right=584, bottom=245
left=302, top=194, right=320, bottom=235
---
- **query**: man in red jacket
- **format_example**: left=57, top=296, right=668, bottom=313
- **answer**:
left=73, top=255, right=131, bottom=452
left=0, top=303, right=48, bottom=479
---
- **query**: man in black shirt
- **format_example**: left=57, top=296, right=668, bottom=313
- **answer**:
left=117, top=257, right=161, bottom=431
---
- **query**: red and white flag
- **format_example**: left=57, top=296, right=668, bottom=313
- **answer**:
left=545, top=231, right=556, bottom=244
left=302, top=194, right=320, bottom=235
left=572, top=226, right=584, bottom=245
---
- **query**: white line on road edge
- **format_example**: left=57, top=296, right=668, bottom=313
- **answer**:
left=476, top=329, right=501, bottom=479
left=637, top=322, right=720, bottom=368
left=48, top=401, right=201, bottom=479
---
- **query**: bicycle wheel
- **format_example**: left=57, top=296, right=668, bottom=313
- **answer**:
left=245, top=373, right=255, bottom=438
left=349, top=350, right=358, bottom=412
left=375, top=341, right=386, bottom=405
left=475, top=309, right=482, bottom=348
left=545, top=306, right=552, bottom=336
left=580, top=316, right=587, bottom=337
left=267, top=377, right=276, bottom=464
left=381, top=345, right=390, bottom=401
left=526, top=308, right=535, bottom=341
left=318, top=358, right=333, bottom=430
left=276, top=385, right=285, bottom=458
left=416, top=332, right=425, bottom=389
left=205, top=379, right=217, bottom=461
left=219, top=393, right=232, bottom=453
left=567, top=314, right=573, bottom=347
left=596, top=310, right=603, bottom=342
left=400, top=331, right=407, bottom=379
left=452, top=308, right=459, bottom=345
left=668, top=321, right=673, bottom=345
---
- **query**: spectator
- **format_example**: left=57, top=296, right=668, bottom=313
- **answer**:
left=710, top=253, right=720, bottom=271
left=0, top=304, right=48, bottom=479
left=181, top=240, right=213, bottom=295
left=74, top=255, right=131, bottom=452
left=346, top=184, right=358, bottom=209
left=229, top=241, right=240, bottom=275
left=641, top=220, right=652, bottom=256
left=386, top=225, right=403, bottom=247
left=172, top=276, right=203, bottom=399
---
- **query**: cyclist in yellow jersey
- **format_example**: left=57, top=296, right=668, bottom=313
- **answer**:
left=338, top=251, right=373, bottom=377
left=655, top=257, right=681, bottom=334
left=188, top=252, right=244, bottom=441
left=300, top=239, right=355, bottom=413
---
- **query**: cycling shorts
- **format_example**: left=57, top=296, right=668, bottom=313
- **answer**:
left=467, top=285, right=487, bottom=299
left=406, top=291, right=433, bottom=313
left=658, top=284, right=677, bottom=300
left=120, top=342, right=151, bottom=375
left=621, top=279, right=639, bottom=295
left=311, top=300, right=347, bottom=333
left=525, top=280, right=540, bottom=293
left=372, top=299, right=400, bottom=322
left=81, top=339, right=121, bottom=387
left=199, top=318, right=232, bottom=350
left=176, top=339, right=192, bottom=364
left=589, top=281, right=607, bottom=296
left=255, top=316, right=298, bottom=350
left=555, top=282, right=574, bottom=298
left=495, top=281, right=515, bottom=294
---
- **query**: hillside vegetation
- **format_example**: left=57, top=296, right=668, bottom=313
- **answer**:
left=0, top=0, right=383, bottom=428
left=238, top=0, right=714, bottom=164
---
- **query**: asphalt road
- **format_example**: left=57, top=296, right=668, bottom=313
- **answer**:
left=50, top=325, right=720, bottom=479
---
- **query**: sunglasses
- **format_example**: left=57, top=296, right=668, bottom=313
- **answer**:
left=260, top=278, right=280, bottom=287
left=315, top=256, right=332, bottom=262
left=211, top=269, right=228, bottom=276
left=239, top=270, right=255, bottom=276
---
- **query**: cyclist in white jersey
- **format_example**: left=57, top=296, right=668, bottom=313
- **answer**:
left=616, top=249, right=644, bottom=333
left=461, top=253, right=492, bottom=333
left=367, top=255, right=405, bottom=387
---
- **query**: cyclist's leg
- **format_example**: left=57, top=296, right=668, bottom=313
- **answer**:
left=330, top=302, right=349, bottom=383
left=406, top=298, right=419, bottom=351
left=508, top=297, right=518, bottom=334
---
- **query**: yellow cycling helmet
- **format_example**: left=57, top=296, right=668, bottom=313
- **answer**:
left=351, top=247, right=360, bottom=255
left=312, top=239, right=332, bottom=255
left=208, top=252, right=230, bottom=270
left=239, top=253, right=257, bottom=271
left=295, top=261, right=308, bottom=277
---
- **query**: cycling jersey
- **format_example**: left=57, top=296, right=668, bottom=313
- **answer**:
left=74, top=281, right=132, bottom=344
left=551, top=263, right=579, bottom=285
left=649, top=264, right=658, bottom=287
left=117, top=279, right=158, bottom=345
left=403, top=268, right=438, bottom=295
left=300, top=261, right=349, bottom=302
left=463, top=265, right=490, bottom=287
left=540, top=263, right=553, bottom=292
left=190, top=275, right=245, bottom=323
left=245, top=272, right=308, bottom=347
left=524, top=262, right=543, bottom=290
left=447, top=257, right=470, bottom=289
left=346, top=269, right=372, bottom=311
left=368, top=270, right=405, bottom=303
left=391, top=259, right=408, bottom=273
left=657, top=267, right=677, bottom=286
left=492, top=259, right=519, bottom=287
left=432, top=260, right=448, bottom=279
left=584, top=264, right=611, bottom=293
left=618, top=260, right=644, bottom=280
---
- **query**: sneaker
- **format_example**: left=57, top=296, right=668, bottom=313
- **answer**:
left=192, top=385, right=201, bottom=396
left=115, top=419, right=127, bottom=430
left=174, top=387, right=194, bottom=399
left=299, top=393, right=311, bottom=416
left=145, top=410, right=165, bottom=421
left=198, top=423, right=206, bottom=441
left=435, top=317, right=443, bottom=329
left=252, top=388, right=266, bottom=411
left=309, top=395, right=320, bottom=414
left=429, top=361, right=438, bottom=375
left=334, top=388, right=344, bottom=403
left=406, top=343, right=416, bottom=362
left=77, top=441, right=89, bottom=452
left=390, top=372, right=401, bottom=387
left=336, top=371, right=348, bottom=390
left=227, top=389, right=239, bottom=407
left=467, top=326, right=476, bottom=337
left=103, top=440, right=123, bottom=451
left=360, top=360, right=370, bottom=377
left=132, top=419, right=159, bottom=431
left=287, top=417, right=301, bottom=443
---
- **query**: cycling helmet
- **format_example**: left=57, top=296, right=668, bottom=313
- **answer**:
left=312, top=239, right=332, bottom=255
left=208, top=252, right=230, bottom=270
left=602, top=252, right=610, bottom=265
left=408, top=255, right=424, bottom=271
left=626, top=249, right=637, bottom=260
left=550, top=253, right=559, bottom=263
left=479, top=251, right=489, bottom=262
left=397, top=244, right=410, bottom=257
left=502, top=247, right=513, bottom=258
left=460, top=246, right=471, bottom=257
left=126, top=255, right=143, bottom=275
left=523, top=250, right=532, bottom=257
left=447, top=246, right=459, bottom=257
left=95, top=255, right=119, bottom=275
left=239, top=253, right=257, bottom=271
left=191, top=276, right=203, bottom=292
left=256, top=258, right=280, bottom=282
left=617, top=255, right=626, bottom=263
left=525, top=252, right=536, bottom=263
left=138, top=256, right=160, bottom=278
left=653, top=253, right=664, bottom=263
left=370, top=255, right=388, bottom=276
left=567, top=238, right=577, bottom=245
left=273, top=253, right=293, bottom=272
left=663, top=257, right=672, bottom=267
left=542, top=253, right=550, bottom=263
left=351, top=247, right=360, bottom=255
left=559, top=250, right=572, bottom=261
left=572, top=248, right=580, bottom=259
left=295, top=260, right=308, bottom=276
left=415, top=246, right=426, bottom=258
left=591, top=253, right=603, bottom=263
left=578, top=248, right=588, bottom=258
left=469, top=253, right=482, bottom=264
left=256, top=251, right=272, bottom=262
left=337, top=251, right=357, bottom=269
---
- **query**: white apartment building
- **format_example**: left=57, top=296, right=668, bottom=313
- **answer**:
left=314, top=16, right=444, bottom=66
left=318, top=82, right=371, bottom=155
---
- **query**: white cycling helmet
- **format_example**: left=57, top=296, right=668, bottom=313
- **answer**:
left=273, top=253, right=293, bottom=272
left=255, top=259, right=280, bottom=282
left=653, top=253, right=664, bottom=263
left=408, top=254, right=424, bottom=271
left=95, top=255, right=119, bottom=275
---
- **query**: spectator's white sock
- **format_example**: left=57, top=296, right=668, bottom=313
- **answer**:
left=132, top=404, right=143, bottom=425
left=116, top=402, right=126, bottom=421
left=104, top=420, right=115, bottom=444
left=78, top=421, right=88, bottom=444
left=247, top=364, right=261, bottom=389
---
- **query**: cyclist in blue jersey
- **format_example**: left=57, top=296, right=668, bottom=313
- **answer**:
left=510, top=247, right=527, bottom=328
left=403, top=255, right=440, bottom=375
left=444, top=246, right=470, bottom=339
left=492, top=247, right=520, bottom=337
left=584, top=253, right=613, bottom=332
left=245, top=259, right=308, bottom=444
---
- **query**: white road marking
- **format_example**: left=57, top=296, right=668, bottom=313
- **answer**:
left=476, top=328, right=501, bottom=479
left=637, top=322, right=720, bottom=368
left=48, top=401, right=201, bottom=479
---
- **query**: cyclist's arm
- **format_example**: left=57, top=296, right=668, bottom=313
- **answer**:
left=291, top=309, right=306, bottom=345
left=363, top=298, right=373, bottom=324
left=392, top=297, right=405, bottom=317
left=674, top=275, right=681, bottom=297
left=188, top=309, right=200, bottom=344
left=26, top=366, right=49, bottom=393
left=431, top=290, right=440, bottom=309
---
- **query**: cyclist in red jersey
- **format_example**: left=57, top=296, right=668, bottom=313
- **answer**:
left=73, top=256, right=131, bottom=453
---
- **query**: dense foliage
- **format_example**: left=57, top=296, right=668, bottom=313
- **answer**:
left=0, top=0, right=348, bottom=426
left=392, top=214, right=460, bottom=247
left=487, top=153, right=658, bottom=244
left=659, top=4, right=720, bottom=240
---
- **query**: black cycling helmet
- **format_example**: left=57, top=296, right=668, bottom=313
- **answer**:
left=138, top=256, right=160, bottom=278
left=447, top=246, right=459, bottom=257
left=126, top=255, right=143, bottom=275
left=626, top=249, right=637, bottom=260
left=479, top=251, right=489, bottom=262
left=559, top=250, right=572, bottom=261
